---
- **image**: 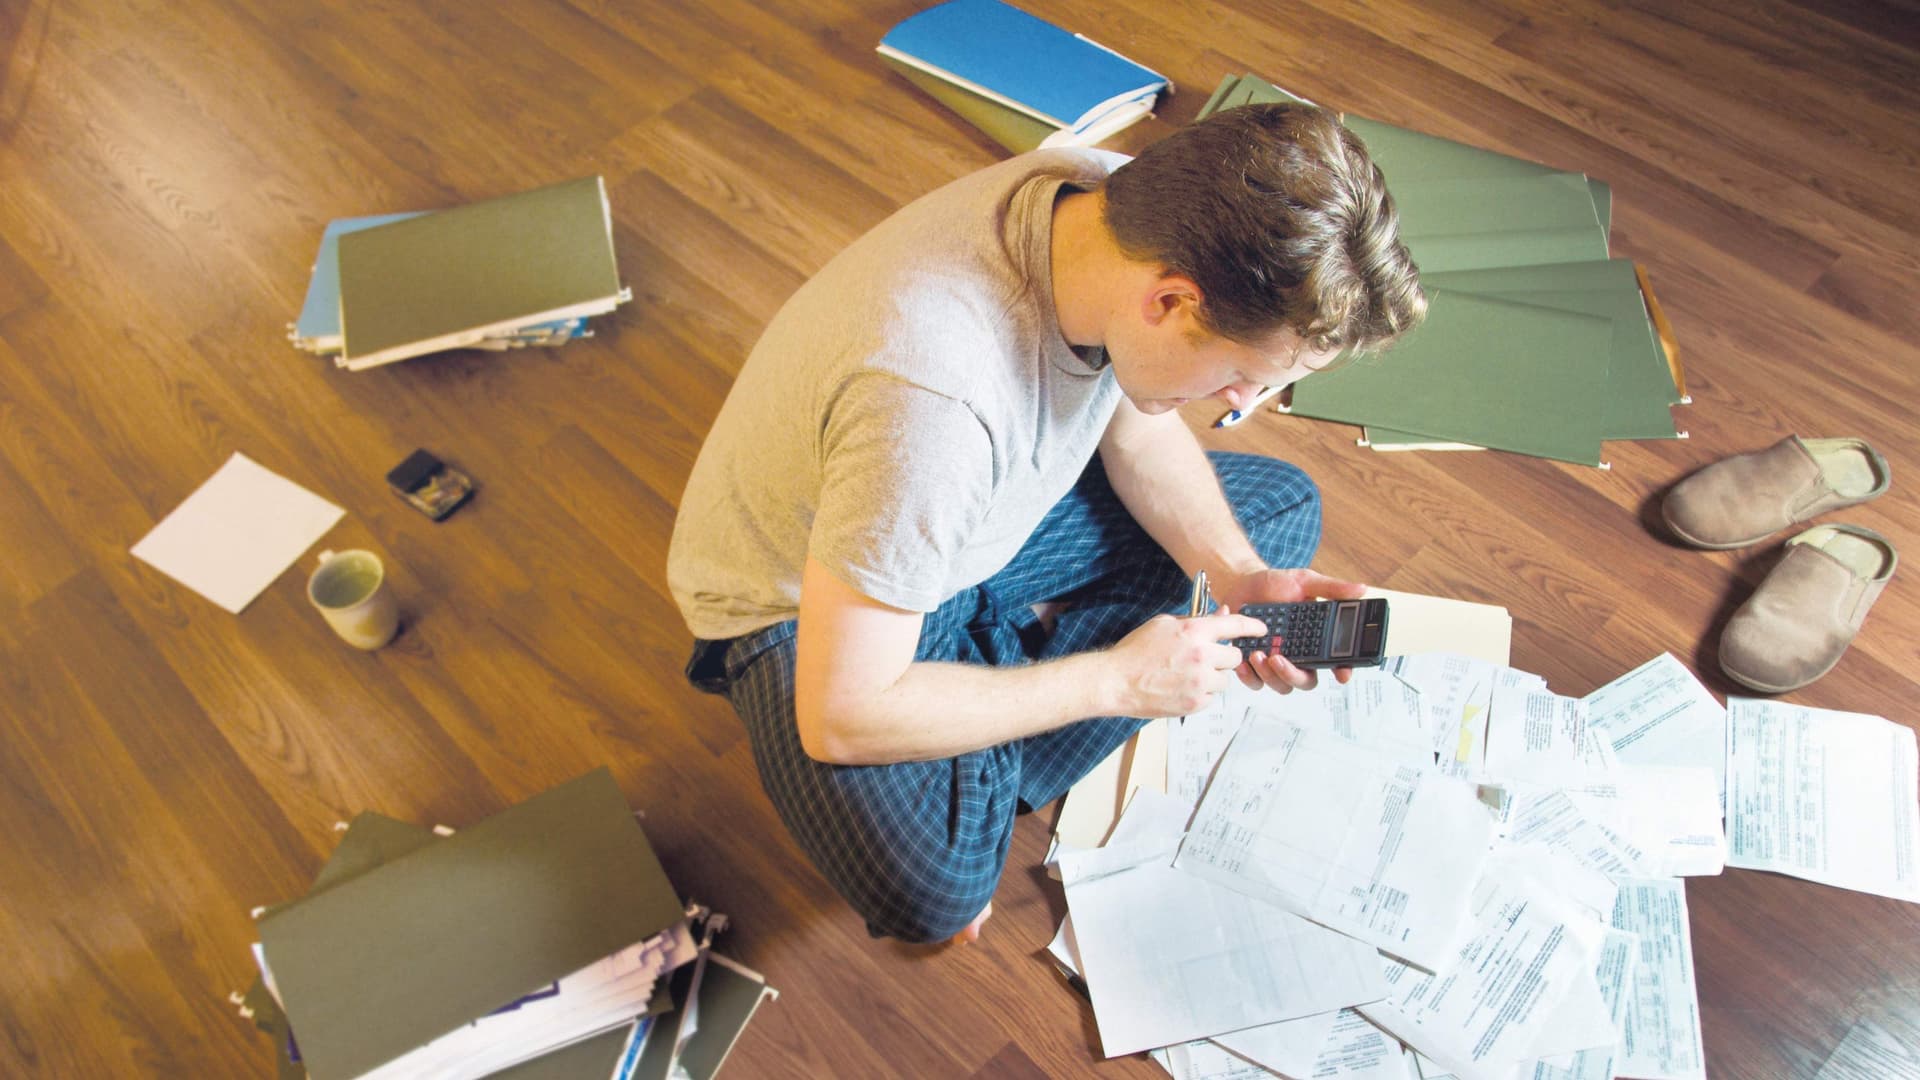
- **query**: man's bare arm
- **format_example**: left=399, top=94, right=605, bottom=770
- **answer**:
left=1097, top=400, right=1365, bottom=691
left=793, top=555, right=1260, bottom=765
left=1098, top=399, right=1266, bottom=582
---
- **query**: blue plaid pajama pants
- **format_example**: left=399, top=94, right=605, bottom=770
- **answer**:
left=684, top=451, right=1321, bottom=942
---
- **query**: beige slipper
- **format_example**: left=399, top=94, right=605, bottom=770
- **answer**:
left=1663, top=436, right=1890, bottom=549
left=1719, top=524, right=1897, bottom=693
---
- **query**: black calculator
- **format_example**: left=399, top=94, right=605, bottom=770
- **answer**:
left=1231, top=598, right=1390, bottom=669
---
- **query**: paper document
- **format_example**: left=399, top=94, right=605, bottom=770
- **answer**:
left=1210, top=1010, right=1343, bottom=1077
left=1059, top=790, right=1386, bottom=1057
left=1168, top=689, right=1245, bottom=810
left=1359, top=872, right=1606, bottom=1080
left=1247, top=669, right=1432, bottom=768
left=1565, top=766, right=1726, bottom=877
left=131, top=452, right=344, bottom=613
left=1523, top=927, right=1639, bottom=1080
left=1298, top=1009, right=1419, bottom=1079
left=1725, top=699, right=1920, bottom=901
left=1583, top=653, right=1726, bottom=803
left=1484, top=676, right=1595, bottom=785
left=1610, top=878, right=1707, bottom=1080
left=1175, top=720, right=1496, bottom=970
left=1503, top=786, right=1645, bottom=877
left=1387, top=653, right=1536, bottom=760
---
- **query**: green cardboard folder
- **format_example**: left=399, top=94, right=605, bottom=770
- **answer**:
left=256, top=769, right=682, bottom=1080
left=1387, top=173, right=1609, bottom=271
left=880, top=55, right=1058, bottom=153
left=630, top=950, right=777, bottom=1080
left=244, top=813, right=438, bottom=1079
left=246, top=810, right=652, bottom=1080
left=1426, top=260, right=1681, bottom=440
left=1197, top=75, right=1612, bottom=236
left=1286, top=289, right=1615, bottom=466
left=337, top=176, right=625, bottom=371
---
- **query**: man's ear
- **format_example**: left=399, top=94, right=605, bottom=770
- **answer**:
left=1140, top=273, right=1203, bottom=326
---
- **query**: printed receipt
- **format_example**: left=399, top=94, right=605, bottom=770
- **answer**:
left=1583, top=653, right=1727, bottom=804
left=1726, top=698, right=1920, bottom=902
left=1610, top=878, right=1707, bottom=1080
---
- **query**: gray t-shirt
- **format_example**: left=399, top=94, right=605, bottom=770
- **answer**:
left=668, top=149, right=1127, bottom=641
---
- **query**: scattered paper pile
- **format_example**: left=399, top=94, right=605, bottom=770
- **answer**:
left=1050, top=649, right=1919, bottom=1080
left=288, top=176, right=629, bottom=371
left=233, top=769, right=776, bottom=1080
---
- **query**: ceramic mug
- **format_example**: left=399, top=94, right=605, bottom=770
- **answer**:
left=307, top=549, right=400, bottom=650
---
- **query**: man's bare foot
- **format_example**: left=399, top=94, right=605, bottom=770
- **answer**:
left=1030, top=601, right=1066, bottom=634
left=950, top=901, right=993, bottom=945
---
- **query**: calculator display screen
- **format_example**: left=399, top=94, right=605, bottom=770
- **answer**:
left=1331, top=602, right=1359, bottom=657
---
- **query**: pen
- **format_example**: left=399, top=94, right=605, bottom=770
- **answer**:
left=1188, top=570, right=1211, bottom=618
left=1212, top=384, right=1287, bottom=428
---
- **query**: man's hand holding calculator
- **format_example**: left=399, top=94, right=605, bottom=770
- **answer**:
left=1210, top=568, right=1374, bottom=693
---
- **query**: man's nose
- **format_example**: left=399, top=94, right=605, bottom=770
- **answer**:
left=1217, top=381, right=1266, bottom=409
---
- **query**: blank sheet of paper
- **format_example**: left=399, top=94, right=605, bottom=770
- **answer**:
left=131, top=452, right=345, bottom=614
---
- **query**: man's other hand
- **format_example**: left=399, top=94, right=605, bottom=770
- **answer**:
left=1213, top=567, right=1369, bottom=694
left=1105, top=610, right=1267, bottom=718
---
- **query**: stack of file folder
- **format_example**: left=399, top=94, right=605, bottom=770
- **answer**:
left=288, top=176, right=630, bottom=372
left=233, top=770, right=776, bottom=1080
left=1199, top=76, right=1690, bottom=468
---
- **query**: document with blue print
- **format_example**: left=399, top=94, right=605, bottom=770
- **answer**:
left=1583, top=652, right=1728, bottom=805
left=1357, top=861, right=1615, bottom=1080
left=1725, top=698, right=1920, bottom=902
left=1610, top=878, right=1707, bottom=1080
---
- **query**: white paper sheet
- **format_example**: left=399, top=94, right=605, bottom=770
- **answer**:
left=1610, top=878, right=1707, bottom=1080
left=1485, top=847, right=1619, bottom=926
left=1502, top=787, right=1645, bottom=878
left=1582, top=653, right=1726, bottom=805
left=1175, top=720, right=1496, bottom=970
left=1484, top=676, right=1595, bottom=786
left=1359, top=872, right=1604, bottom=1080
left=130, top=452, right=345, bottom=614
left=1305, top=1009, right=1422, bottom=1080
left=1060, top=790, right=1387, bottom=1058
left=1565, top=766, right=1726, bottom=877
left=1523, top=927, right=1639, bottom=1080
left=1725, top=698, right=1920, bottom=901
left=1169, top=688, right=1250, bottom=810
left=1247, top=669, right=1433, bottom=769
left=1164, top=1039, right=1280, bottom=1079
left=1211, top=1010, right=1342, bottom=1077
left=1389, top=654, right=1545, bottom=760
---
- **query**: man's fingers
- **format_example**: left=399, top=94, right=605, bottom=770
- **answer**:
left=1194, top=610, right=1267, bottom=639
left=1300, top=571, right=1367, bottom=599
left=1250, top=650, right=1316, bottom=691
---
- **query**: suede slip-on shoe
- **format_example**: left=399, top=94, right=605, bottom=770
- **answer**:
left=1719, top=524, right=1897, bottom=693
left=1663, top=436, right=1891, bottom=549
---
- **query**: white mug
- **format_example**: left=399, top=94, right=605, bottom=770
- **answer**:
left=307, top=549, right=400, bottom=650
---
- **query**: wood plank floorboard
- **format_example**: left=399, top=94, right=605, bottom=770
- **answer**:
left=1, top=1, right=1915, bottom=1076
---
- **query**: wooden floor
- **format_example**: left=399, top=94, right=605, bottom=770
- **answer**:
left=1, top=0, right=1916, bottom=1076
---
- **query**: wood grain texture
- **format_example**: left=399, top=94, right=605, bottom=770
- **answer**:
left=0, top=1, right=1914, bottom=1076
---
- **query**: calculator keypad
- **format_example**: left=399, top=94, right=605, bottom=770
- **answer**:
left=1232, top=603, right=1329, bottom=661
